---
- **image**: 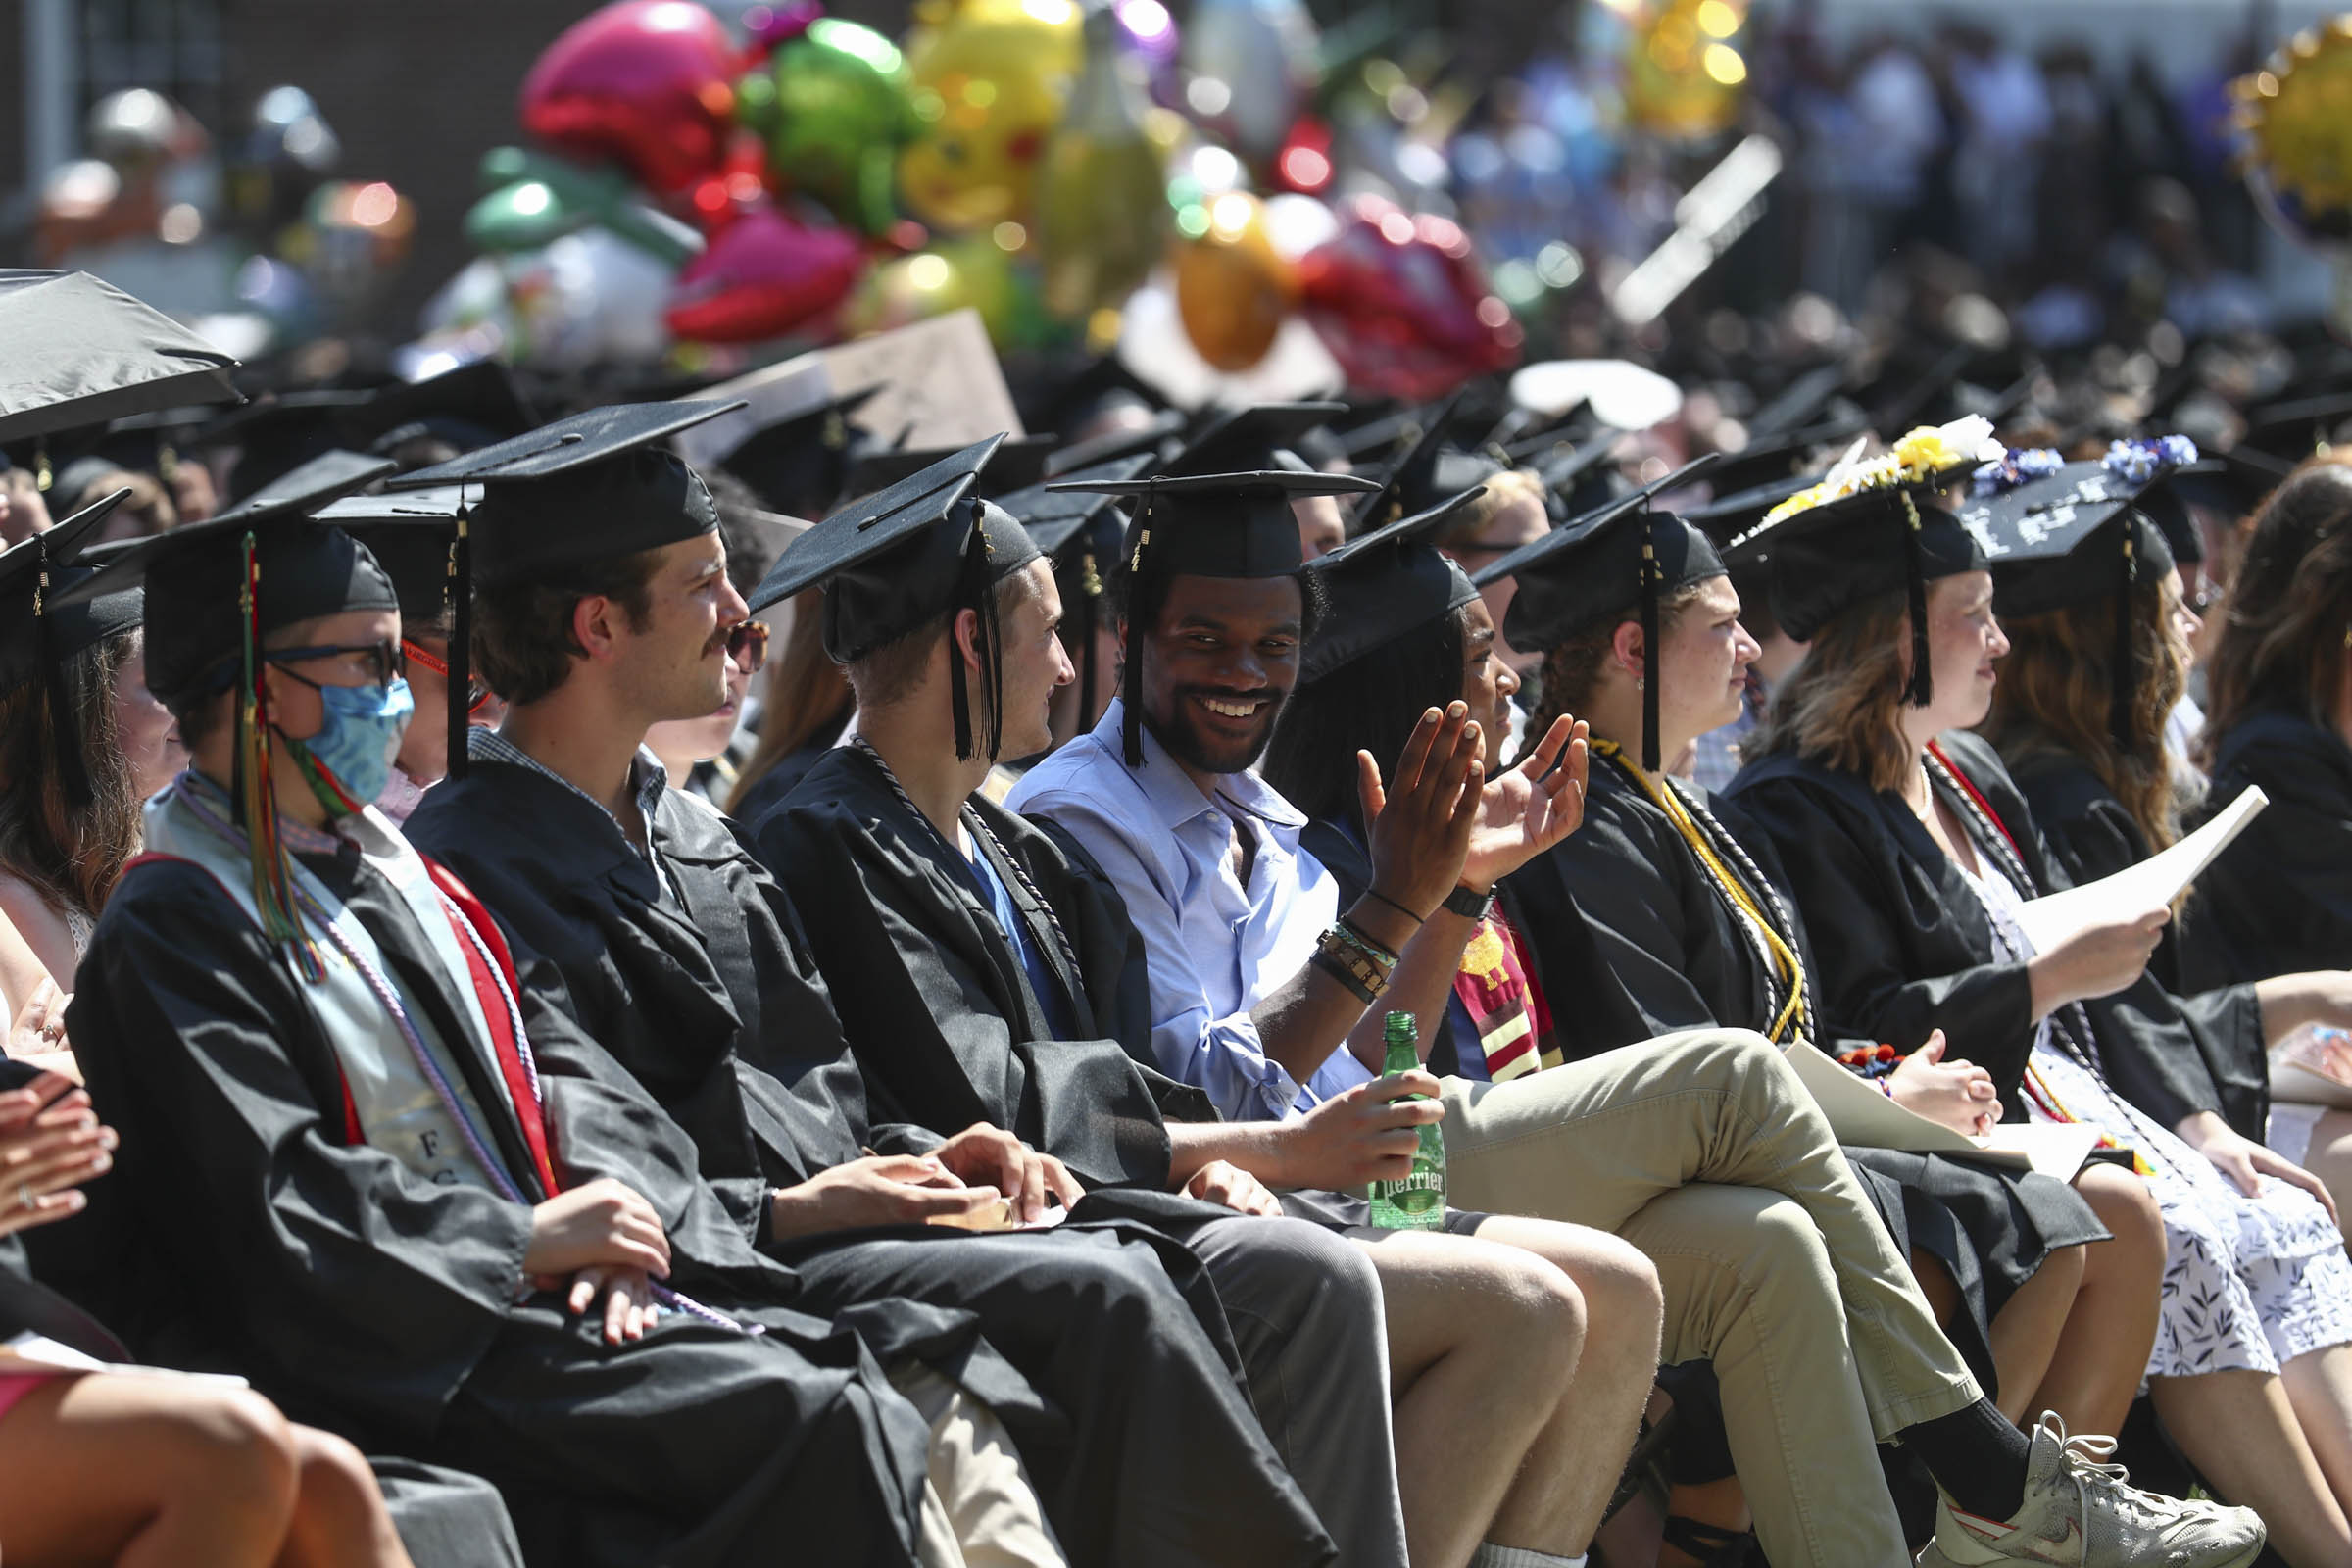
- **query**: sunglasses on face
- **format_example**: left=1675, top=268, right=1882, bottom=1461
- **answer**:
left=266, top=639, right=405, bottom=686
left=725, top=619, right=769, bottom=676
left=399, top=639, right=493, bottom=713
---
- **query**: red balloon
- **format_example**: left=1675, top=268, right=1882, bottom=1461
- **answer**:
left=1295, top=194, right=1522, bottom=401
left=521, top=0, right=737, bottom=197
left=664, top=203, right=865, bottom=342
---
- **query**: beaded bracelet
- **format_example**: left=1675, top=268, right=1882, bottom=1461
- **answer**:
left=1332, top=916, right=1400, bottom=969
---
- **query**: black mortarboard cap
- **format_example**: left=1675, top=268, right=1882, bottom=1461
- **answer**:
left=346, top=361, right=540, bottom=462
left=996, top=453, right=1151, bottom=724
left=748, top=436, right=1038, bottom=761
left=198, top=388, right=377, bottom=502
left=1478, top=455, right=1726, bottom=769
left=2138, top=447, right=2294, bottom=564
left=1349, top=393, right=1469, bottom=532
left=2241, top=388, right=2352, bottom=462
left=1299, top=487, right=1486, bottom=686
left=1743, top=363, right=1850, bottom=440
left=1164, top=403, right=1349, bottom=479
left=1, top=489, right=138, bottom=804
left=1043, top=406, right=1186, bottom=477
left=386, top=399, right=741, bottom=777
left=710, top=386, right=885, bottom=515
left=1682, top=472, right=1817, bottom=545
left=845, top=433, right=1057, bottom=502
left=1045, top=466, right=1380, bottom=763
left=1961, top=454, right=2180, bottom=742
left=1723, top=484, right=1983, bottom=707
left=71, top=450, right=399, bottom=705
left=0, top=270, right=241, bottom=457
left=1698, top=422, right=1859, bottom=499
left=315, top=485, right=470, bottom=628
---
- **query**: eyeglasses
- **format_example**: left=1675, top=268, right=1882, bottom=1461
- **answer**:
left=399, top=638, right=493, bottom=713
left=266, top=640, right=405, bottom=686
left=725, top=619, right=769, bottom=676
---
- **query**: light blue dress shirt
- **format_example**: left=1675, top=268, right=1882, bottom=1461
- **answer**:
left=1007, top=700, right=1372, bottom=1123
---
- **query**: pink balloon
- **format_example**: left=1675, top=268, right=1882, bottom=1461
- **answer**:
left=1295, top=194, right=1521, bottom=400
left=664, top=202, right=865, bottom=342
left=521, top=0, right=738, bottom=196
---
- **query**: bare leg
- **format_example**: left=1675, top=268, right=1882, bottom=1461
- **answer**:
left=2284, top=1346, right=2352, bottom=1517
left=1984, top=1245, right=2084, bottom=1427
left=2151, top=1367, right=2352, bottom=1568
left=1359, top=1232, right=1585, bottom=1568
left=1473, top=1215, right=1666, bottom=1555
left=0, top=1375, right=300, bottom=1566
left=275, top=1427, right=416, bottom=1568
left=2297, top=1110, right=2352, bottom=1239
left=2030, top=1163, right=2163, bottom=1437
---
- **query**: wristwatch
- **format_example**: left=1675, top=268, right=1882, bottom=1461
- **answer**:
left=1442, top=884, right=1495, bottom=921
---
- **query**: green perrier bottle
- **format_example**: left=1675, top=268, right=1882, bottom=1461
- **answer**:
left=1368, top=1010, right=1446, bottom=1230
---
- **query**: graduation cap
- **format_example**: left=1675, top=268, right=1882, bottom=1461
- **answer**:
left=0, top=270, right=242, bottom=464
left=996, top=453, right=1152, bottom=726
left=2240, top=388, right=2352, bottom=462
left=2137, top=447, right=2295, bottom=564
left=386, top=399, right=743, bottom=779
left=1348, top=394, right=1470, bottom=532
left=344, top=361, right=540, bottom=463
left=1, top=487, right=137, bottom=805
left=709, top=387, right=886, bottom=516
left=1697, top=422, right=1857, bottom=500
left=1043, top=466, right=1381, bottom=763
left=1042, top=406, right=1186, bottom=477
left=844, top=433, right=1058, bottom=502
left=198, top=388, right=377, bottom=502
left=748, top=436, right=1037, bottom=763
left=1742, top=363, right=1850, bottom=440
left=1680, top=471, right=1818, bottom=546
left=315, top=486, right=472, bottom=628
left=1475, top=455, right=1724, bottom=770
left=1959, top=440, right=2196, bottom=741
left=1162, top=403, right=1349, bottom=479
left=1330, top=406, right=1424, bottom=466
left=1298, top=487, right=1488, bottom=687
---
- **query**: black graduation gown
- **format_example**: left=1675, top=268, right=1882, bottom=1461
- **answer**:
left=65, top=851, right=991, bottom=1568
left=2004, top=751, right=2270, bottom=1139
left=407, top=760, right=1338, bottom=1568
left=2195, top=710, right=2352, bottom=989
left=1502, top=759, right=2107, bottom=1389
left=1727, top=730, right=2226, bottom=1134
left=752, top=745, right=1202, bottom=1190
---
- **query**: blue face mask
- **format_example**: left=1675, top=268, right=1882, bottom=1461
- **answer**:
left=284, top=678, right=414, bottom=812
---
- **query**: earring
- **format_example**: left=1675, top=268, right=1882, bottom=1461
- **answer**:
left=1635, top=675, right=1645, bottom=691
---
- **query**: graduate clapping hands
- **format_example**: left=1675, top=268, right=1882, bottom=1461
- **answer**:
left=0, top=1071, right=114, bottom=1239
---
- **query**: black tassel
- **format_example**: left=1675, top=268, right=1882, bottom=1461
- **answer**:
left=1900, top=493, right=1934, bottom=708
left=447, top=506, right=472, bottom=782
left=34, top=541, right=91, bottom=808
left=2112, top=523, right=2137, bottom=746
left=1640, top=526, right=1662, bottom=773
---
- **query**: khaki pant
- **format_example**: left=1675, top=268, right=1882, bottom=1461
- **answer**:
left=891, top=1363, right=1068, bottom=1568
left=1441, top=1029, right=1980, bottom=1568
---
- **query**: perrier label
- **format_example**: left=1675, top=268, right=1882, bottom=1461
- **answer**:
left=1369, top=1010, right=1446, bottom=1230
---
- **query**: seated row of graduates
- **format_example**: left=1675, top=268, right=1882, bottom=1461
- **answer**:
left=0, top=395, right=2322, bottom=1567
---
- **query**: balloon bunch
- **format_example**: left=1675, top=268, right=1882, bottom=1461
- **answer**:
left=416, top=0, right=1616, bottom=399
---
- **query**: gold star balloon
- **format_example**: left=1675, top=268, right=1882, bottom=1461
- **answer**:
left=2235, top=16, right=2352, bottom=247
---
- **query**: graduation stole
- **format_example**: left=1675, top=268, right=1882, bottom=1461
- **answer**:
left=1592, top=741, right=1808, bottom=1045
left=1453, top=905, right=1561, bottom=1082
left=135, top=774, right=557, bottom=1201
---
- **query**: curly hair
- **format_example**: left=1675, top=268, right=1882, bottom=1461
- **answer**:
left=1749, top=589, right=1917, bottom=793
left=2199, top=461, right=2352, bottom=763
left=1523, top=581, right=1713, bottom=746
left=0, top=633, right=144, bottom=918
left=1980, top=576, right=2186, bottom=851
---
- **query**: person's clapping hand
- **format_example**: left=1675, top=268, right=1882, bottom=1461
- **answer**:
left=1459, top=715, right=1590, bottom=892
left=0, top=1071, right=115, bottom=1239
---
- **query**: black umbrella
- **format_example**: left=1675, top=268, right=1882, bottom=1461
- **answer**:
left=0, top=270, right=241, bottom=448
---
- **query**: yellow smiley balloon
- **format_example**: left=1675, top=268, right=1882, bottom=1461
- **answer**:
left=899, top=0, right=1084, bottom=235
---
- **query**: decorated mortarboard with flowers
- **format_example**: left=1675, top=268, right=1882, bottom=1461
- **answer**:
left=1958, top=436, right=2200, bottom=742
left=1723, top=417, right=2005, bottom=709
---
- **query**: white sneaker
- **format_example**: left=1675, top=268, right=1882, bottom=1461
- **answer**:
left=1916, top=1412, right=2264, bottom=1568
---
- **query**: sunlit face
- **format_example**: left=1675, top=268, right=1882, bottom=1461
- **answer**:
left=1458, top=598, right=1518, bottom=773
left=1135, top=572, right=1304, bottom=777
left=1657, top=576, right=1759, bottom=743
left=643, top=647, right=753, bottom=771
left=616, top=531, right=749, bottom=725
left=109, top=630, right=183, bottom=800
left=2160, top=566, right=2203, bottom=672
left=1919, top=570, right=2009, bottom=731
left=1441, top=492, right=1550, bottom=675
left=993, top=560, right=1074, bottom=761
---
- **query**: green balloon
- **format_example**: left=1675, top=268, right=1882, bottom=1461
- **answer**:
left=738, top=19, right=918, bottom=237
